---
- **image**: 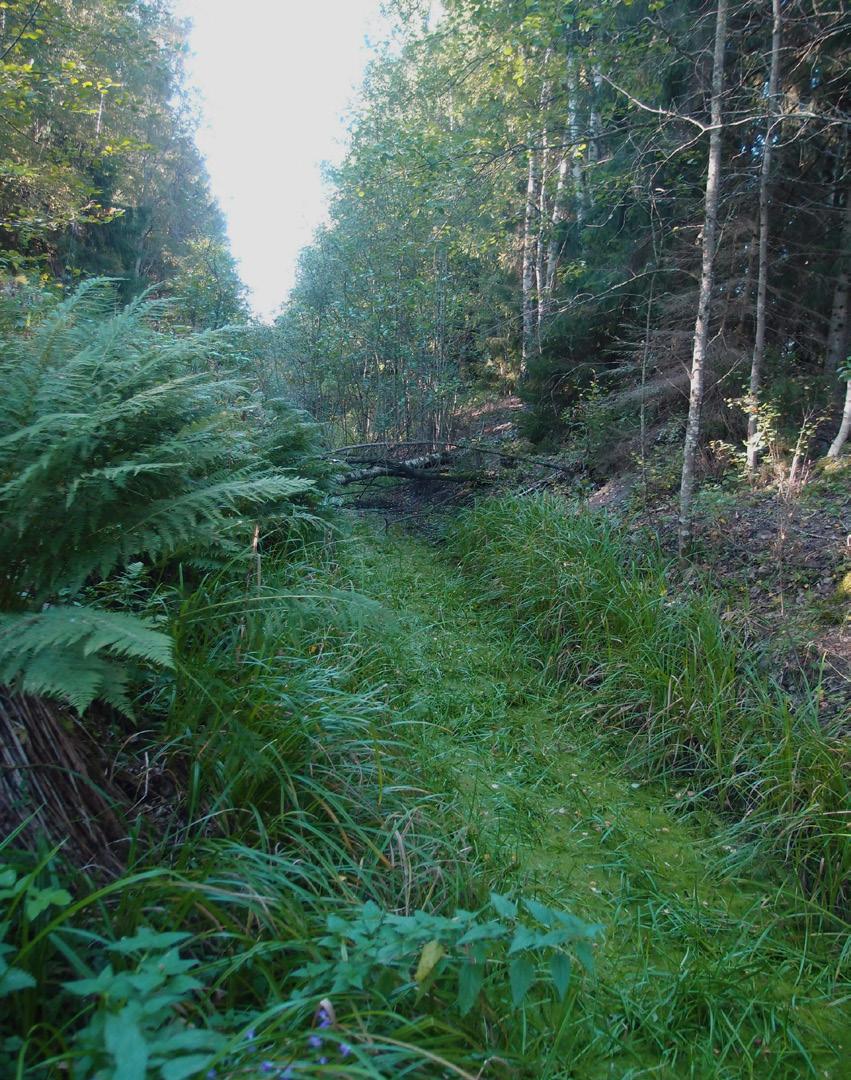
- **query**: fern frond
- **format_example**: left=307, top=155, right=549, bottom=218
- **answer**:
left=0, top=607, right=173, bottom=713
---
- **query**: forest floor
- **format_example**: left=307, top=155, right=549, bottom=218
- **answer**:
left=350, top=529, right=849, bottom=1079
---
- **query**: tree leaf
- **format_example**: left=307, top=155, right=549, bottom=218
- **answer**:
left=456, top=920, right=507, bottom=945
left=108, top=928, right=190, bottom=954
left=524, top=898, right=555, bottom=926
left=0, top=966, right=36, bottom=996
left=162, top=1055, right=217, bottom=1080
left=25, top=886, right=72, bottom=920
left=575, top=940, right=597, bottom=975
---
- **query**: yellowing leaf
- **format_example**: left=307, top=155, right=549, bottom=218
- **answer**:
left=414, top=939, right=445, bottom=983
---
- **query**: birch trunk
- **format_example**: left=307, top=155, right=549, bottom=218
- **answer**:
left=825, top=190, right=851, bottom=373
left=678, top=0, right=728, bottom=556
left=536, top=137, right=548, bottom=343
left=544, top=131, right=570, bottom=301
left=521, top=139, right=540, bottom=376
left=746, top=0, right=782, bottom=474
left=535, top=73, right=551, bottom=345
left=826, top=379, right=851, bottom=458
left=566, top=51, right=587, bottom=226
left=589, top=65, right=603, bottom=170
left=826, top=191, right=851, bottom=457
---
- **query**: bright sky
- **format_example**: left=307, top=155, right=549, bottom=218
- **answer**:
left=173, top=0, right=388, bottom=320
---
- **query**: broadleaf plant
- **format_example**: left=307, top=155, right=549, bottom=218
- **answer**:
left=294, top=892, right=602, bottom=1017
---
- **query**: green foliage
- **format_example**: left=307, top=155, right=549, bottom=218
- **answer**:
left=64, top=931, right=226, bottom=1080
left=0, top=0, right=246, bottom=323
left=296, top=894, right=601, bottom=1015
left=1, top=522, right=848, bottom=1078
left=0, top=279, right=319, bottom=710
left=0, top=606, right=172, bottom=713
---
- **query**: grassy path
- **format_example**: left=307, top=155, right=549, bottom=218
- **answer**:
left=352, top=530, right=847, bottom=1079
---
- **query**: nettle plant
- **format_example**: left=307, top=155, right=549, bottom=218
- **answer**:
left=295, top=893, right=603, bottom=1017
left=63, top=929, right=228, bottom=1080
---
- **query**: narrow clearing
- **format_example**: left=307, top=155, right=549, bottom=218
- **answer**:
left=355, top=531, right=846, bottom=1079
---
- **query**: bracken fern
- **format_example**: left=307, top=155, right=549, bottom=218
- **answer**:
left=0, top=280, right=319, bottom=710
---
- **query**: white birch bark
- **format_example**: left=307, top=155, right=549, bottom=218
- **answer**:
left=521, top=139, right=540, bottom=376
left=589, top=65, right=603, bottom=170
left=827, top=378, right=851, bottom=458
left=746, top=0, right=782, bottom=474
left=566, top=51, right=587, bottom=225
left=544, top=131, right=570, bottom=302
left=678, top=0, right=729, bottom=556
left=827, top=191, right=851, bottom=457
left=535, top=70, right=552, bottom=345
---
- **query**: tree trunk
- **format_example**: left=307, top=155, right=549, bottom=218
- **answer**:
left=337, top=451, right=451, bottom=484
left=825, top=188, right=851, bottom=373
left=746, top=0, right=782, bottom=474
left=827, top=377, right=851, bottom=458
left=566, top=51, right=587, bottom=225
left=521, top=138, right=540, bottom=376
left=544, top=129, right=570, bottom=301
left=535, top=61, right=552, bottom=345
left=536, top=123, right=549, bottom=345
left=588, top=65, right=603, bottom=167
left=678, top=0, right=728, bottom=557
left=825, top=184, right=851, bottom=457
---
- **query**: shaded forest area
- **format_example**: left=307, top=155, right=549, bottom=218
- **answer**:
left=0, top=1, right=849, bottom=1078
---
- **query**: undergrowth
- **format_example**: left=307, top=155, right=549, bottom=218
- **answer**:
left=1, top=287, right=847, bottom=1077
left=2, top=516, right=849, bottom=1077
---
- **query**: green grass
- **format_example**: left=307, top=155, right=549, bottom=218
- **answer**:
left=448, top=494, right=850, bottom=916
left=349, top=524, right=849, bottom=1078
left=2, top=505, right=848, bottom=1078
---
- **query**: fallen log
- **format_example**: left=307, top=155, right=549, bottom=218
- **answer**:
left=329, top=441, right=582, bottom=477
left=336, top=451, right=452, bottom=485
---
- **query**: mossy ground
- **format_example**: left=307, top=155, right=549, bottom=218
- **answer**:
left=348, top=528, right=849, bottom=1078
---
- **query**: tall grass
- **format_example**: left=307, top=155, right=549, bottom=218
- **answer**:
left=1, top=530, right=600, bottom=1077
left=449, top=494, right=850, bottom=915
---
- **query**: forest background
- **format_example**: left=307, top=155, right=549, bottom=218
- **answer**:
left=0, top=1, right=849, bottom=1078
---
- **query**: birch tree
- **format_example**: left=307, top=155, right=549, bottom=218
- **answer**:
left=827, top=191, right=851, bottom=458
left=745, top=0, right=782, bottom=474
left=521, top=139, right=541, bottom=376
left=678, top=0, right=729, bottom=556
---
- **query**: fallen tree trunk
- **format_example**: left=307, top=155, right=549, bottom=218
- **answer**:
left=332, top=443, right=583, bottom=483
left=336, top=451, right=452, bottom=485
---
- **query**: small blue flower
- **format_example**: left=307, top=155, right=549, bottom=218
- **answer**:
left=319, top=1058, right=328, bottom=1066
left=339, top=1042, right=352, bottom=1058
left=260, top=1063, right=274, bottom=1075
left=307, top=1034, right=323, bottom=1050
left=206, top=1071, right=217, bottom=1080
left=246, top=1028, right=256, bottom=1041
